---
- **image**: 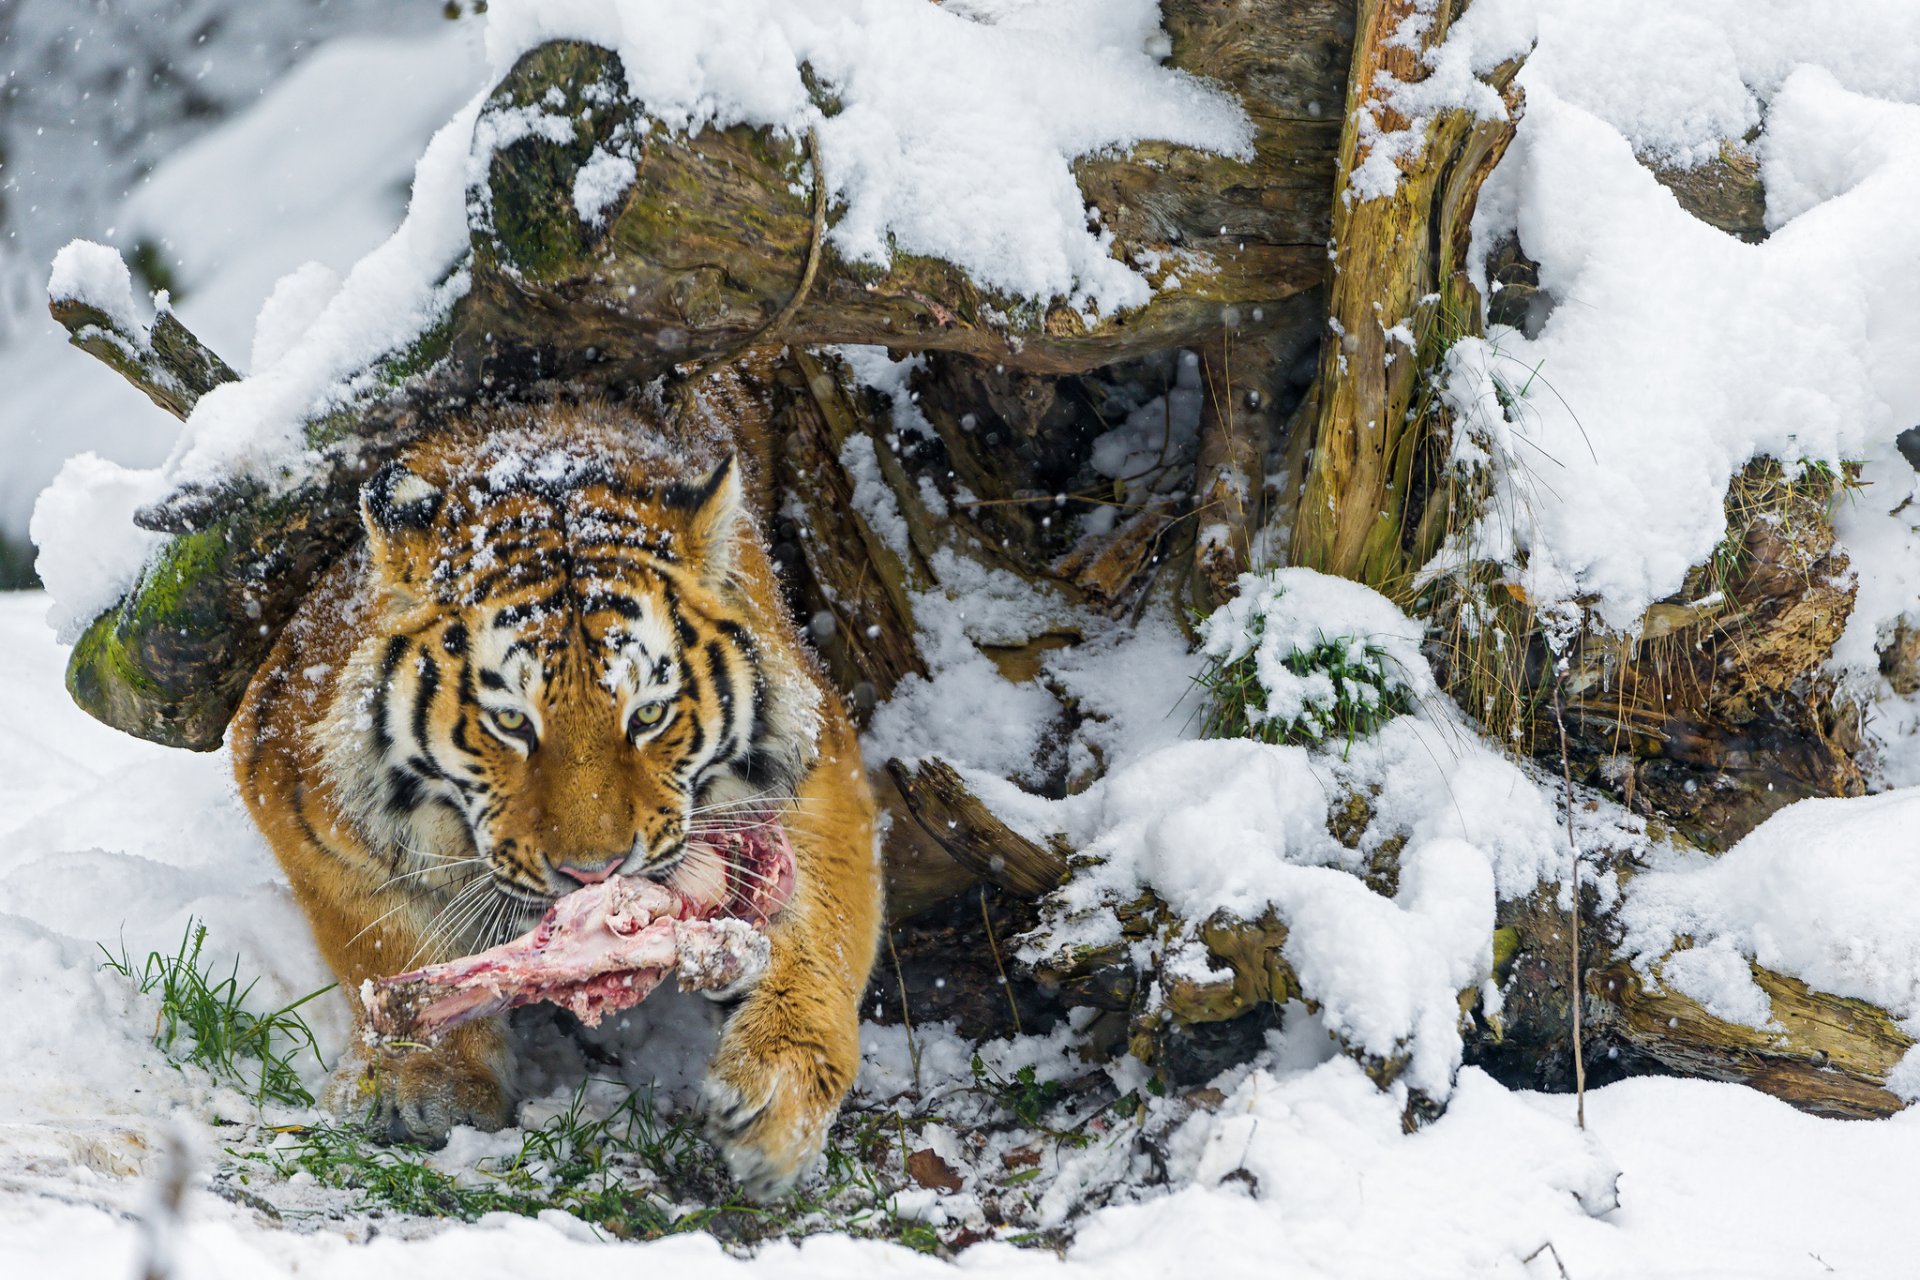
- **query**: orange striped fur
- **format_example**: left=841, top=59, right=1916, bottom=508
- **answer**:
left=232, top=404, right=880, bottom=1198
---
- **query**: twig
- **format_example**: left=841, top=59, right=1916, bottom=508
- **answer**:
left=979, top=886, right=1022, bottom=1036
left=754, top=125, right=828, bottom=342
left=886, top=928, right=922, bottom=1092
left=1523, top=1241, right=1572, bottom=1279
left=684, top=124, right=827, bottom=382
left=1552, top=676, right=1587, bottom=1129
left=50, top=290, right=238, bottom=421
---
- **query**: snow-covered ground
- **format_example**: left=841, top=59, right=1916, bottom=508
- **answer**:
left=4, top=591, right=1920, bottom=1279
left=9, top=0, right=1920, bottom=1275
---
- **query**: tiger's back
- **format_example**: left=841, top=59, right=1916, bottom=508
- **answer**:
left=233, top=402, right=880, bottom=1198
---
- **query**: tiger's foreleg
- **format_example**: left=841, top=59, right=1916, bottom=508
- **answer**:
left=238, top=751, right=514, bottom=1144
left=701, top=716, right=882, bottom=1200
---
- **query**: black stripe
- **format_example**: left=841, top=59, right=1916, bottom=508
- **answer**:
left=679, top=661, right=707, bottom=761
left=490, top=595, right=569, bottom=629
left=576, top=588, right=643, bottom=620
left=411, top=654, right=440, bottom=760
left=705, top=639, right=738, bottom=758
left=663, top=593, right=700, bottom=649
left=385, top=767, right=424, bottom=816
left=370, top=635, right=409, bottom=754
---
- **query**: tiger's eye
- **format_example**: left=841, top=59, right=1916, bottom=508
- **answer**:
left=629, top=702, right=666, bottom=734
left=494, top=709, right=528, bottom=731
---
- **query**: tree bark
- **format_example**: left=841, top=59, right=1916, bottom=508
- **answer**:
left=1289, top=0, right=1523, bottom=587
left=49, top=296, right=237, bottom=422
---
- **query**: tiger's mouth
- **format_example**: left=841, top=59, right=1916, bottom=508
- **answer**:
left=659, top=818, right=797, bottom=925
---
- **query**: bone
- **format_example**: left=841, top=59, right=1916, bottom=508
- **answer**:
left=362, top=824, right=793, bottom=1044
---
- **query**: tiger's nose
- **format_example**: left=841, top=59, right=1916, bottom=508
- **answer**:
left=553, top=853, right=626, bottom=886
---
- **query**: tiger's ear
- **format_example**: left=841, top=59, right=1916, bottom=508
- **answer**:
left=360, top=461, right=444, bottom=609
left=674, top=454, right=745, bottom=591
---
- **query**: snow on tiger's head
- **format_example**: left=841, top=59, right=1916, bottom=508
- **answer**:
left=326, top=409, right=820, bottom=915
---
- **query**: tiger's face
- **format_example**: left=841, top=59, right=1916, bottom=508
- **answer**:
left=325, top=431, right=818, bottom=925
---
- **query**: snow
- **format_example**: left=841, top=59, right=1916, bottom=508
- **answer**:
left=571, top=147, right=639, bottom=229
left=46, top=240, right=150, bottom=343
left=1016, top=706, right=1571, bottom=1105
left=25, top=454, right=167, bottom=642
left=11, top=0, right=1920, bottom=1275
left=1431, top=0, right=1920, bottom=673
left=248, top=263, right=345, bottom=377
left=1618, top=788, right=1920, bottom=1035
left=482, top=0, right=1251, bottom=314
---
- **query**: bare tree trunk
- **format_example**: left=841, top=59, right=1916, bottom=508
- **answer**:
left=1289, top=0, right=1523, bottom=587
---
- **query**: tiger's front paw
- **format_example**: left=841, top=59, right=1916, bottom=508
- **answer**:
left=702, top=1001, right=857, bottom=1201
left=336, top=1021, right=512, bottom=1148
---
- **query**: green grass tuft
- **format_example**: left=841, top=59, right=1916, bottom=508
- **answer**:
left=1195, top=615, right=1411, bottom=752
left=99, top=919, right=333, bottom=1109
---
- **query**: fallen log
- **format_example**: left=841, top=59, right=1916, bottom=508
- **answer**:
left=887, top=757, right=1070, bottom=899
left=56, top=0, right=1352, bottom=749
left=1008, top=795, right=1914, bottom=1115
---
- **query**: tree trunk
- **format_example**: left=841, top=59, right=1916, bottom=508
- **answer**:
left=56, top=1, right=1352, bottom=750
left=1289, top=0, right=1523, bottom=588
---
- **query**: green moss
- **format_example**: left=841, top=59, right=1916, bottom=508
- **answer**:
left=123, top=527, right=226, bottom=634
left=67, top=606, right=153, bottom=715
left=478, top=42, right=633, bottom=283
left=1490, top=926, right=1521, bottom=983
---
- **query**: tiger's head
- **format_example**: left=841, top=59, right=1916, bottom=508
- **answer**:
left=323, top=424, right=819, bottom=922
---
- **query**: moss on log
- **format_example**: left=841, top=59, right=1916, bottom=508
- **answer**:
left=457, top=7, right=1351, bottom=382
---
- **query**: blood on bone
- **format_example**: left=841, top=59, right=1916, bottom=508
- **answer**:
left=363, top=822, right=794, bottom=1044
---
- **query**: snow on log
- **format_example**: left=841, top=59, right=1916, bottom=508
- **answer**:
left=48, top=241, right=238, bottom=422
left=53, top=0, right=1351, bottom=749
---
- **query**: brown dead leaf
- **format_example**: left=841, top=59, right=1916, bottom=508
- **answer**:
left=907, top=1147, right=965, bottom=1192
left=1000, top=1143, right=1043, bottom=1169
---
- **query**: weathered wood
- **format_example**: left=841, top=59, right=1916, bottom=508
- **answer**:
left=1599, top=960, right=1912, bottom=1120
left=458, top=8, right=1349, bottom=383
left=887, top=758, right=1070, bottom=899
left=49, top=296, right=237, bottom=422
left=63, top=399, right=431, bottom=750
left=1651, top=143, right=1768, bottom=244
left=1473, top=882, right=1911, bottom=1119
left=1290, top=0, right=1524, bottom=586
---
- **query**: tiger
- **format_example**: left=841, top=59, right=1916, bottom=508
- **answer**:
left=231, top=400, right=882, bottom=1200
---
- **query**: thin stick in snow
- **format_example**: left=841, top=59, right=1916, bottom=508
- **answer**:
left=1553, top=678, right=1588, bottom=1129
